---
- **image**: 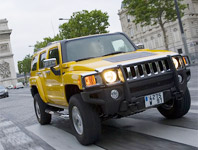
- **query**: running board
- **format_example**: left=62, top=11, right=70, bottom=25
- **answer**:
left=45, top=109, right=69, bottom=119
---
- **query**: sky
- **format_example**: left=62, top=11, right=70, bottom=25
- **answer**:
left=0, top=0, right=123, bottom=72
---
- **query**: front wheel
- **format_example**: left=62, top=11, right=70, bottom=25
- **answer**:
left=157, top=88, right=191, bottom=119
left=69, top=94, right=101, bottom=145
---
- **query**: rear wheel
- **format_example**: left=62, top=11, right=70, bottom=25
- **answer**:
left=34, top=93, right=51, bottom=125
left=69, top=94, right=101, bottom=145
left=158, top=88, right=191, bottom=119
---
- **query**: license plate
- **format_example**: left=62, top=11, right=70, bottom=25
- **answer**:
left=145, top=92, right=164, bottom=108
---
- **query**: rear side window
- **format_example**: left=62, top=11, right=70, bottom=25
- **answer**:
left=49, top=48, right=60, bottom=65
left=39, top=52, right=46, bottom=69
left=31, top=55, right=38, bottom=71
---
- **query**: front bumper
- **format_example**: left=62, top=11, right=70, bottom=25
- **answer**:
left=0, top=92, right=8, bottom=98
left=81, top=56, right=191, bottom=116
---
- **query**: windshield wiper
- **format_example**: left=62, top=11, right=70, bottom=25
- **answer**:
left=75, top=57, right=95, bottom=62
left=102, top=51, right=126, bottom=57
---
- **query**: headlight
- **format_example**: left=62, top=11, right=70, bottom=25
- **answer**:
left=172, top=57, right=179, bottom=69
left=103, top=70, right=117, bottom=83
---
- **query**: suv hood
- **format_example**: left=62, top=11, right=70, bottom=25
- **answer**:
left=68, top=50, right=177, bottom=72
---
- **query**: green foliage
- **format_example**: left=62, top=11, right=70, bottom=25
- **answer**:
left=18, top=54, right=32, bottom=84
left=34, top=34, right=62, bottom=52
left=59, top=10, right=109, bottom=39
left=34, top=10, right=109, bottom=52
left=122, top=0, right=186, bottom=49
left=18, top=54, right=32, bottom=74
left=123, top=0, right=186, bottom=26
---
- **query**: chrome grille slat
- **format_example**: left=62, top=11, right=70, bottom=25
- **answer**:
left=134, top=65, right=140, bottom=78
left=126, top=67, right=132, bottom=79
left=161, top=60, right=167, bottom=71
left=123, top=58, right=170, bottom=81
left=142, top=64, right=148, bottom=77
left=155, top=62, right=161, bottom=74
left=149, top=63, right=154, bottom=75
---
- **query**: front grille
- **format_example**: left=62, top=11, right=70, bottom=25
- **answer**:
left=124, top=58, right=170, bottom=80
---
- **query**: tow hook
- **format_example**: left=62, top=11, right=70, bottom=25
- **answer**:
left=129, top=102, right=140, bottom=112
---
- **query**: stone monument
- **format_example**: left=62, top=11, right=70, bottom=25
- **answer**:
left=0, top=19, right=17, bottom=87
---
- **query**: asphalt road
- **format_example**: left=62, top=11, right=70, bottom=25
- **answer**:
left=0, top=65, right=197, bottom=150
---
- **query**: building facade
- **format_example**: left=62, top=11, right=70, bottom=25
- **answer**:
left=118, top=0, right=198, bottom=63
left=0, top=19, right=17, bottom=87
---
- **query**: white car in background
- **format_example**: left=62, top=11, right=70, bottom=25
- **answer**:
left=7, top=85, right=14, bottom=89
left=16, top=82, right=24, bottom=89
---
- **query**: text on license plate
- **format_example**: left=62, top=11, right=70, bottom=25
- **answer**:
left=144, top=92, right=164, bottom=108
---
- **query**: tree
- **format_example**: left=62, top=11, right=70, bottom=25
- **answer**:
left=18, top=54, right=32, bottom=84
left=34, top=10, right=109, bottom=51
left=122, top=0, right=186, bottom=50
left=59, top=10, right=109, bottom=39
left=34, top=34, right=62, bottom=52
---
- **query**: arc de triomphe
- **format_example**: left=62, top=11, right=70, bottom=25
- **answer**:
left=0, top=19, right=17, bottom=87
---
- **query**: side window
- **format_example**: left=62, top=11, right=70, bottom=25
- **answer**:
left=49, top=48, right=60, bottom=65
left=31, top=55, right=38, bottom=71
left=39, top=52, right=46, bottom=69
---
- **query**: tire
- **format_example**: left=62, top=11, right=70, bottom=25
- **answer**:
left=69, top=94, right=101, bottom=145
left=34, top=93, right=51, bottom=125
left=157, top=88, right=191, bottom=119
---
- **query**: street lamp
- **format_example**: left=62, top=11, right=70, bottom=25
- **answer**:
left=174, top=0, right=190, bottom=59
left=28, top=45, right=34, bottom=48
left=28, top=45, right=38, bottom=53
left=59, top=18, right=69, bottom=21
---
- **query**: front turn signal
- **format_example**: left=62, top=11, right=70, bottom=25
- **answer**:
left=182, top=56, right=190, bottom=66
left=85, top=75, right=96, bottom=87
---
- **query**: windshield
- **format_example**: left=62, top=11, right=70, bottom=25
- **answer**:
left=65, top=33, right=136, bottom=62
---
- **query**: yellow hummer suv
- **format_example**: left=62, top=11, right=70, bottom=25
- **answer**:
left=30, top=32, right=191, bottom=145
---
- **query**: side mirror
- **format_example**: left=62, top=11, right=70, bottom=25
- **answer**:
left=136, top=43, right=145, bottom=49
left=43, top=58, right=61, bottom=76
left=43, top=58, right=57, bottom=68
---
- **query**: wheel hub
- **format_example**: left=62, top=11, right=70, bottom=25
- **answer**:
left=72, top=106, right=83, bottom=135
left=35, top=101, right=41, bottom=120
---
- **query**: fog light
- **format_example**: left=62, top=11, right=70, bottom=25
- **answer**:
left=111, top=89, right=119, bottom=99
left=178, top=75, right=183, bottom=83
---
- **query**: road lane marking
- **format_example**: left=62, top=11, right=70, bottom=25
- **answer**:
left=191, top=101, right=198, bottom=106
left=3, top=126, right=20, bottom=134
left=28, top=146, right=45, bottom=150
left=0, top=132, right=33, bottom=146
left=104, top=117, right=198, bottom=148
left=26, top=124, right=105, bottom=150
left=189, top=109, right=198, bottom=114
left=0, top=119, right=44, bottom=150
left=0, top=121, right=13, bottom=129
left=189, top=88, right=198, bottom=91
left=9, top=93, right=31, bottom=97
left=0, top=116, right=5, bottom=122
left=0, top=143, right=4, bottom=150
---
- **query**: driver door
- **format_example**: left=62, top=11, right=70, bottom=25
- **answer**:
left=44, top=46, right=66, bottom=106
